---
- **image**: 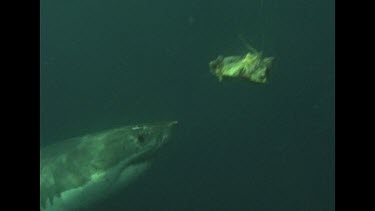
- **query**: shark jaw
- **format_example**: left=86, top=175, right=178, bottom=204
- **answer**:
left=42, top=161, right=150, bottom=211
left=40, top=121, right=177, bottom=211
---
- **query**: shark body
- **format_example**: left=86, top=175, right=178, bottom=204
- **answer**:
left=40, top=121, right=177, bottom=211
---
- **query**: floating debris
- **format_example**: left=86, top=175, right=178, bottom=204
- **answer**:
left=209, top=45, right=274, bottom=84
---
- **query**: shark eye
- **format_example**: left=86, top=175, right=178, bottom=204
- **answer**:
left=137, top=134, right=145, bottom=144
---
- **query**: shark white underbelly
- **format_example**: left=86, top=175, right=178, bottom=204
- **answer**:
left=40, top=121, right=177, bottom=211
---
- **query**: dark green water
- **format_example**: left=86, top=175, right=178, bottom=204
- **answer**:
left=40, top=0, right=334, bottom=210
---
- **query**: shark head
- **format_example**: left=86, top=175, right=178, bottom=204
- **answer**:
left=84, top=120, right=178, bottom=172
left=40, top=121, right=178, bottom=211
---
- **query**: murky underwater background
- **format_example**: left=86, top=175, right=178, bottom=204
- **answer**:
left=40, top=0, right=334, bottom=210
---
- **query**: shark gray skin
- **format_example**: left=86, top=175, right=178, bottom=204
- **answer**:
left=40, top=121, right=177, bottom=211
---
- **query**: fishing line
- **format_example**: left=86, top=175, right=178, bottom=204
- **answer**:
left=260, top=0, right=265, bottom=50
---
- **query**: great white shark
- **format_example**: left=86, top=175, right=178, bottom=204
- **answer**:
left=40, top=121, right=177, bottom=211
